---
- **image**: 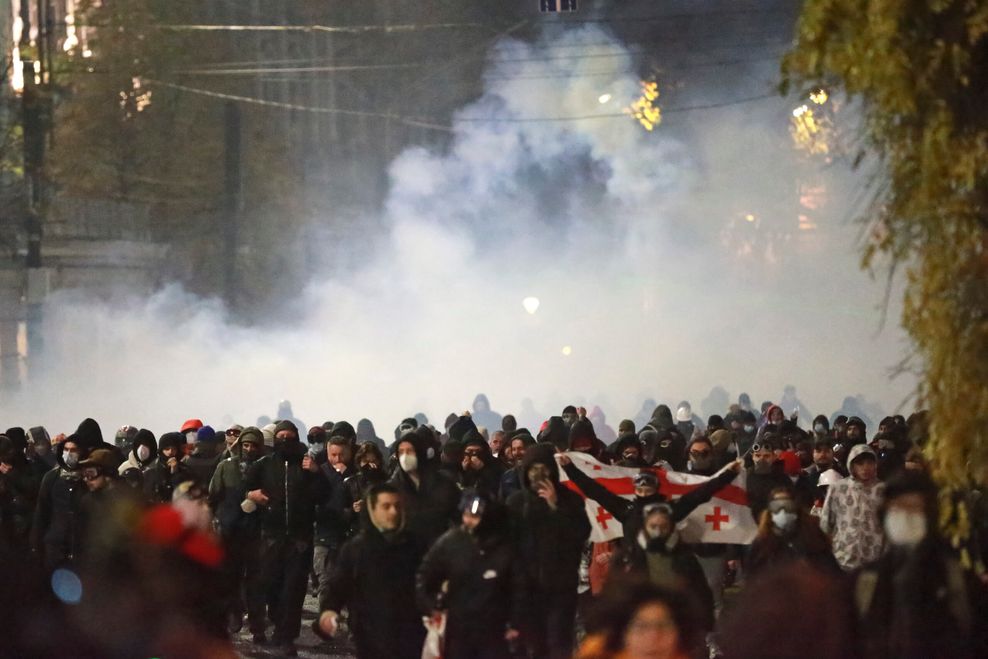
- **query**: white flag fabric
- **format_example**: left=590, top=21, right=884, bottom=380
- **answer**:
left=557, top=452, right=758, bottom=545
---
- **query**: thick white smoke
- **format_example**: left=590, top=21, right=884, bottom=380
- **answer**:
left=3, top=27, right=915, bottom=437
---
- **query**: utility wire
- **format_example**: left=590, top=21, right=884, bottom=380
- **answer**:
left=148, top=79, right=781, bottom=129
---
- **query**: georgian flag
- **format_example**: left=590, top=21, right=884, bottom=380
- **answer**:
left=557, top=452, right=758, bottom=545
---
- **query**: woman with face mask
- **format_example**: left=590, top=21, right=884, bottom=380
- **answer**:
left=746, top=488, right=840, bottom=579
left=117, top=429, right=158, bottom=476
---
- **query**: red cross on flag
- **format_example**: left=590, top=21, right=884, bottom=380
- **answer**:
left=557, top=452, right=758, bottom=545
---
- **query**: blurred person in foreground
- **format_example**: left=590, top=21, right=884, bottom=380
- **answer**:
left=578, top=576, right=702, bottom=659
left=851, top=470, right=987, bottom=659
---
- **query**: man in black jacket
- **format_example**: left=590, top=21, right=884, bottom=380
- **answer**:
left=243, top=420, right=327, bottom=656
left=143, top=432, right=192, bottom=504
left=506, top=443, right=591, bottom=659
left=390, top=427, right=460, bottom=548
left=417, top=491, right=524, bottom=659
left=318, top=483, right=426, bottom=659
left=31, top=436, right=88, bottom=570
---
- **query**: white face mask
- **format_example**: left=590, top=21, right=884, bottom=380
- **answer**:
left=771, top=510, right=798, bottom=531
left=814, top=424, right=826, bottom=434
left=884, top=509, right=927, bottom=547
left=744, top=425, right=755, bottom=434
left=185, top=432, right=197, bottom=445
left=137, top=445, right=151, bottom=462
left=399, top=453, right=418, bottom=473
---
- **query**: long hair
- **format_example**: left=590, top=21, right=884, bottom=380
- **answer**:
left=754, top=488, right=831, bottom=557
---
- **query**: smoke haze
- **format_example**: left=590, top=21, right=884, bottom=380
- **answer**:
left=3, top=27, right=916, bottom=437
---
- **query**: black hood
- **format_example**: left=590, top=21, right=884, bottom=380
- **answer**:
left=27, top=426, right=50, bottom=446
left=539, top=416, right=569, bottom=452
left=356, top=419, right=378, bottom=442
left=447, top=416, right=479, bottom=444
left=4, top=427, right=26, bottom=454
left=157, top=431, right=184, bottom=459
left=131, top=429, right=158, bottom=467
left=649, top=405, right=675, bottom=431
left=55, top=434, right=89, bottom=471
left=75, top=418, right=105, bottom=452
left=611, top=434, right=643, bottom=458
left=520, top=443, right=560, bottom=489
left=330, top=420, right=356, bottom=443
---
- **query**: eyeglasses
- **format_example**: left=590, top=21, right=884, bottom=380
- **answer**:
left=689, top=450, right=711, bottom=457
left=82, top=471, right=102, bottom=481
left=226, top=429, right=241, bottom=437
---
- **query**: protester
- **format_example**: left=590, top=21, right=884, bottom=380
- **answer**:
left=242, top=420, right=325, bottom=655
left=32, top=435, right=88, bottom=570
left=390, top=427, right=460, bottom=547
left=507, top=444, right=592, bottom=659
left=746, top=488, right=839, bottom=577
left=819, top=444, right=885, bottom=571
left=318, top=483, right=426, bottom=659
left=579, top=576, right=702, bottom=659
left=416, top=491, right=524, bottom=659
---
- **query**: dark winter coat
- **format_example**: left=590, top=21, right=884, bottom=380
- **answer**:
left=389, top=465, right=461, bottom=548
left=505, top=445, right=591, bottom=594
left=208, top=453, right=261, bottom=536
left=322, top=525, right=426, bottom=659
left=747, top=521, right=840, bottom=577
left=31, top=467, right=86, bottom=567
left=314, top=463, right=353, bottom=549
left=182, top=445, right=223, bottom=488
left=242, top=447, right=326, bottom=542
left=612, top=532, right=715, bottom=631
left=416, top=523, right=525, bottom=652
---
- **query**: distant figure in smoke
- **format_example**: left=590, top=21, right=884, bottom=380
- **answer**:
left=737, top=393, right=754, bottom=414
left=633, top=398, right=658, bottom=432
left=471, top=394, right=503, bottom=434
left=517, top=398, right=543, bottom=433
left=779, top=385, right=811, bottom=427
left=275, top=400, right=307, bottom=437
left=675, top=401, right=705, bottom=440
left=700, top=386, right=731, bottom=421
left=589, top=406, right=617, bottom=446
left=356, top=418, right=387, bottom=453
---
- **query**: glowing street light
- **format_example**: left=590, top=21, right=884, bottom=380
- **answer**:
left=561, top=345, right=573, bottom=356
left=598, top=93, right=612, bottom=104
left=522, top=296, right=541, bottom=315
left=744, top=213, right=756, bottom=223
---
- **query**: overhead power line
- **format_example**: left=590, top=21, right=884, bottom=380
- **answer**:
left=147, top=79, right=781, bottom=130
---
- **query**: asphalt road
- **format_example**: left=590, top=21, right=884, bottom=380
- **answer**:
left=233, top=592, right=356, bottom=658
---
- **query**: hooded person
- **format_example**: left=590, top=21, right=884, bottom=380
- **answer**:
left=506, top=444, right=592, bottom=659
left=389, top=427, right=460, bottom=548
left=182, top=426, right=224, bottom=488
left=329, top=420, right=357, bottom=450
left=471, top=394, right=503, bottom=435
left=609, top=502, right=716, bottom=634
left=208, top=426, right=265, bottom=636
left=538, top=416, right=569, bottom=453
left=446, top=415, right=479, bottom=445
left=114, top=425, right=139, bottom=451
left=355, top=418, right=387, bottom=454
left=242, top=420, right=327, bottom=654
left=646, top=429, right=688, bottom=472
left=26, top=425, right=56, bottom=470
left=589, top=406, right=617, bottom=446
left=498, top=432, right=537, bottom=500
left=143, top=432, right=192, bottom=504
left=645, top=405, right=676, bottom=434
left=118, top=429, right=158, bottom=476
left=317, top=482, right=426, bottom=659
left=852, top=470, right=986, bottom=659
left=416, top=491, right=525, bottom=659
left=568, top=418, right=606, bottom=460
left=558, top=453, right=742, bottom=556
left=819, top=444, right=885, bottom=571
left=746, top=487, right=840, bottom=579
left=610, top=434, right=647, bottom=468
left=0, top=433, right=40, bottom=551
left=459, top=430, right=505, bottom=498
left=31, top=435, right=90, bottom=569
left=844, top=416, right=868, bottom=446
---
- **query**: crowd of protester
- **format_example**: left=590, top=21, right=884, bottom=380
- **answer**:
left=0, top=393, right=986, bottom=659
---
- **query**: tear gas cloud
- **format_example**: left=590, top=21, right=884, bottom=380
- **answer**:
left=4, top=27, right=916, bottom=437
